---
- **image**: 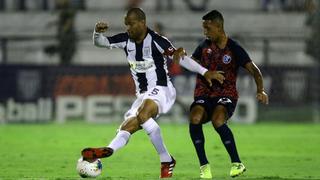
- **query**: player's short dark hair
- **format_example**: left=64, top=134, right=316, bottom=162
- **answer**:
left=202, top=10, right=224, bottom=26
left=127, top=8, right=146, bottom=21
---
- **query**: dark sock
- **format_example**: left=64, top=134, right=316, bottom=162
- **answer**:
left=189, top=123, right=209, bottom=166
left=215, top=124, right=241, bottom=163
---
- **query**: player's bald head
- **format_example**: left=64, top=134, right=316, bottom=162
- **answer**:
left=202, top=10, right=224, bottom=28
left=126, top=8, right=146, bottom=21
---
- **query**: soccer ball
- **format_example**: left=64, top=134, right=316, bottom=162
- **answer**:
left=76, top=157, right=102, bottom=178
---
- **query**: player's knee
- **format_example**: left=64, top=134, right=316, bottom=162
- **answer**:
left=211, top=118, right=225, bottom=129
left=189, top=115, right=202, bottom=124
left=136, top=111, right=150, bottom=124
left=120, top=122, right=140, bottom=134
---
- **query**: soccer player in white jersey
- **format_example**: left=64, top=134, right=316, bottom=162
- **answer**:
left=81, top=8, right=224, bottom=178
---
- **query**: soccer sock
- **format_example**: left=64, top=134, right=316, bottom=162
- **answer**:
left=141, top=118, right=172, bottom=162
left=215, top=124, right=241, bottom=163
left=189, top=123, right=209, bottom=166
left=107, top=130, right=131, bottom=152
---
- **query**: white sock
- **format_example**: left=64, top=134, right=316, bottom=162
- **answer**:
left=141, top=118, right=172, bottom=162
left=107, top=130, right=131, bottom=152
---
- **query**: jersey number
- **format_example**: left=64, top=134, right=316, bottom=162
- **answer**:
left=149, top=88, right=159, bottom=96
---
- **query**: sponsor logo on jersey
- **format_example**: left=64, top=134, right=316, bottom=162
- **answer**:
left=222, top=55, right=232, bottom=64
left=128, top=59, right=155, bottom=73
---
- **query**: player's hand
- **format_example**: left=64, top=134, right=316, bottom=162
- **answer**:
left=256, top=90, right=269, bottom=105
left=172, top=47, right=186, bottom=63
left=95, top=21, right=108, bottom=33
left=204, top=71, right=225, bottom=87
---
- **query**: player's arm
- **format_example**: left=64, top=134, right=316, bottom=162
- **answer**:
left=173, top=47, right=225, bottom=87
left=244, top=62, right=269, bottom=105
left=93, top=21, right=127, bottom=49
left=93, top=21, right=110, bottom=47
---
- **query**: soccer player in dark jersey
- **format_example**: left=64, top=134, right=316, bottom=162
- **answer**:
left=175, top=10, right=269, bottom=178
left=80, top=8, right=220, bottom=178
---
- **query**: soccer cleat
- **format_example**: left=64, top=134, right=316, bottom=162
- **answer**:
left=160, top=156, right=176, bottom=178
left=81, top=147, right=113, bottom=161
left=200, top=164, right=212, bottom=179
left=230, top=162, right=246, bottom=178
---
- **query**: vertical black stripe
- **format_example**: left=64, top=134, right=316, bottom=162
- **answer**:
left=135, top=42, right=148, bottom=93
left=152, top=42, right=167, bottom=86
left=123, top=44, right=128, bottom=56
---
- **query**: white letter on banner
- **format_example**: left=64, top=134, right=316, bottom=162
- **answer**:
left=23, top=103, right=37, bottom=122
left=56, top=96, right=83, bottom=123
left=85, top=95, right=114, bottom=123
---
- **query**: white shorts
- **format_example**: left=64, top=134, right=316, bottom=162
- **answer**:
left=124, top=82, right=176, bottom=120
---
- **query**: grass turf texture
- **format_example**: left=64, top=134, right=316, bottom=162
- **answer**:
left=0, top=122, right=319, bottom=180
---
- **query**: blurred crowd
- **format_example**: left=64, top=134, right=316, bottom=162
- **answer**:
left=0, top=0, right=317, bottom=12
left=260, top=0, right=317, bottom=12
left=0, top=0, right=85, bottom=11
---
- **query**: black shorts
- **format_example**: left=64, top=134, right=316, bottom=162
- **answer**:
left=190, top=96, right=237, bottom=123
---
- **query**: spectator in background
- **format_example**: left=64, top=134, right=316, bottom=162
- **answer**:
left=71, top=0, right=86, bottom=11
left=126, top=0, right=143, bottom=10
left=305, top=1, right=320, bottom=63
left=184, top=0, right=208, bottom=12
left=56, top=0, right=77, bottom=65
left=155, top=0, right=173, bottom=11
left=261, top=0, right=287, bottom=11
left=16, top=0, right=27, bottom=11
left=0, top=0, right=5, bottom=11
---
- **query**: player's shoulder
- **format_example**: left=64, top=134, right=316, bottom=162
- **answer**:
left=148, top=28, right=171, bottom=43
left=148, top=28, right=173, bottom=49
left=108, top=32, right=129, bottom=43
left=228, top=38, right=245, bottom=50
left=197, top=38, right=211, bottom=49
left=115, top=32, right=129, bottom=39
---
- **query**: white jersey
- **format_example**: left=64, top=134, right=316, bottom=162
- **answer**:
left=93, top=28, right=176, bottom=95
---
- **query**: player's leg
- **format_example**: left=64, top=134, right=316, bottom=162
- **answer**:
left=136, top=98, right=176, bottom=178
left=189, top=105, right=212, bottom=179
left=82, top=117, right=141, bottom=161
left=211, top=99, right=245, bottom=177
left=107, top=117, right=141, bottom=152
left=137, top=99, right=173, bottom=162
left=212, top=106, right=241, bottom=163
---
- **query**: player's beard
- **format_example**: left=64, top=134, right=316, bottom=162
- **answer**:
left=128, top=31, right=138, bottom=41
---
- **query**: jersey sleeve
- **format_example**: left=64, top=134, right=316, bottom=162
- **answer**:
left=191, top=39, right=208, bottom=61
left=233, top=43, right=252, bottom=67
left=106, top=33, right=128, bottom=49
left=93, top=31, right=128, bottom=49
left=153, top=35, right=176, bottom=56
left=191, top=44, right=203, bottom=61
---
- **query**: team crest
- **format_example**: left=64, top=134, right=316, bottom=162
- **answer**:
left=222, top=54, right=232, bottom=64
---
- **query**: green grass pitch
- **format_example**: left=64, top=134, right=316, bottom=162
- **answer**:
left=0, top=122, right=320, bottom=180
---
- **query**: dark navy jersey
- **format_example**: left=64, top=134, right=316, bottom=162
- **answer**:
left=191, top=38, right=252, bottom=99
left=99, top=28, right=175, bottom=94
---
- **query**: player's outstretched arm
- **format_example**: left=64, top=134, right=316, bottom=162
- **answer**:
left=244, top=62, right=269, bottom=105
left=172, top=47, right=207, bottom=75
left=93, top=21, right=111, bottom=48
left=172, top=47, right=225, bottom=87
